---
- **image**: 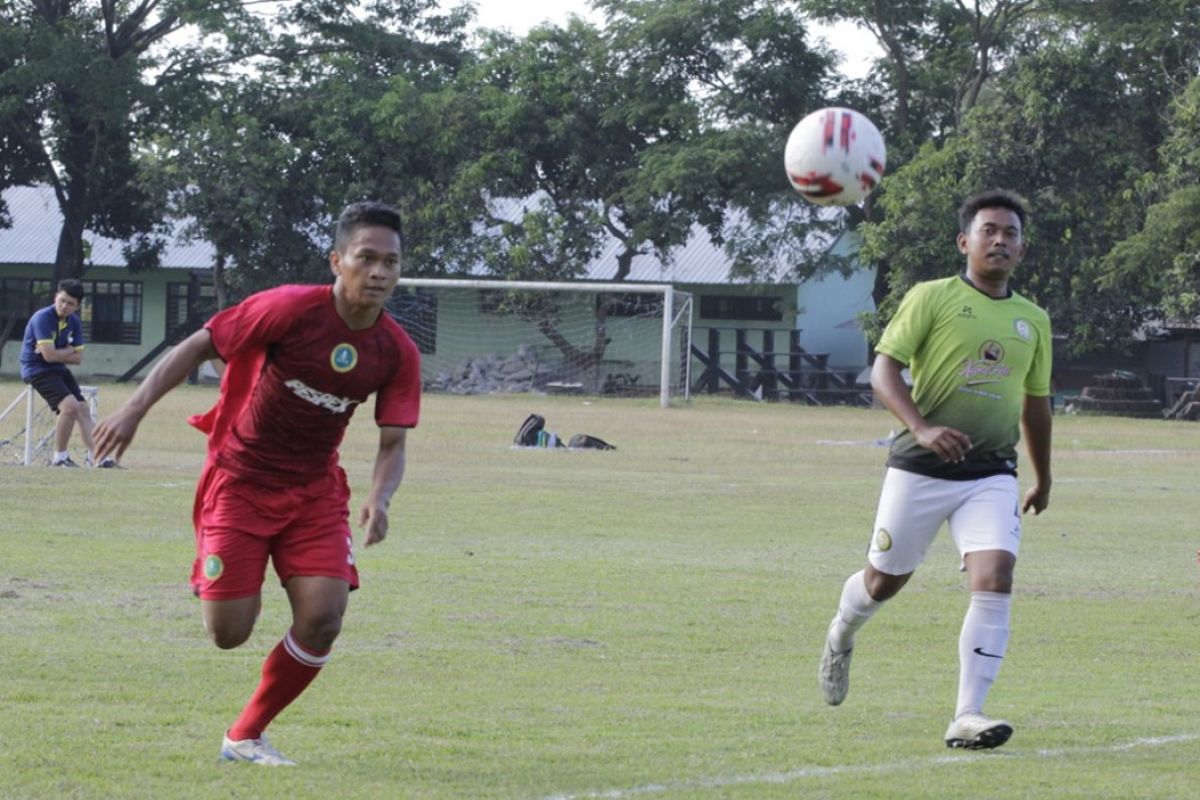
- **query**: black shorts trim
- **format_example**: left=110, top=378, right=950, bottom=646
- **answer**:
left=885, top=459, right=1017, bottom=482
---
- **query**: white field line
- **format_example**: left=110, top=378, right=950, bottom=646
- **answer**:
left=1072, top=449, right=1193, bottom=455
left=541, top=733, right=1198, bottom=800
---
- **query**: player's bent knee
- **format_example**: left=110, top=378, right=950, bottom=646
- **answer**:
left=972, top=574, right=1013, bottom=594
left=965, top=550, right=1015, bottom=593
left=208, top=625, right=254, bottom=650
left=58, top=396, right=82, bottom=418
left=293, top=613, right=343, bottom=652
left=202, top=603, right=259, bottom=649
left=864, top=565, right=911, bottom=601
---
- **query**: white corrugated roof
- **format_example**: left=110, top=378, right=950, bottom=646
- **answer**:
left=583, top=223, right=757, bottom=284
left=0, top=185, right=215, bottom=269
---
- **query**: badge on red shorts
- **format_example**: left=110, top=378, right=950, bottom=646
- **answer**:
left=204, top=554, right=224, bottom=581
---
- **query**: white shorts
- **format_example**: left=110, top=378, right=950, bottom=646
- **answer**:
left=867, top=468, right=1021, bottom=576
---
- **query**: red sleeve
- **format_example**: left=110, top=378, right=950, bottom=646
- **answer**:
left=376, top=325, right=421, bottom=428
left=205, top=285, right=317, bottom=362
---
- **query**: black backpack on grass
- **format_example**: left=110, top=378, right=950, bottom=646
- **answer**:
left=514, top=414, right=546, bottom=446
left=568, top=434, right=616, bottom=450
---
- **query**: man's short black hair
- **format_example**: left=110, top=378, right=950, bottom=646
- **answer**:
left=57, top=279, right=84, bottom=301
left=958, top=189, right=1030, bottom=234
left=334, top=201, right=404, bottom=253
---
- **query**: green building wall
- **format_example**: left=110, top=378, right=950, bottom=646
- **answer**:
left=0, top=263, right=199, bottom=379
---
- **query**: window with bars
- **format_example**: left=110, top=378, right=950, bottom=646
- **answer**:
left=699, top=294, right=784, bottom=321
left=166, top=281, right=216, bottom=338
left=80, top=281, right=142, bottom=344
left=2, top=279, right=144, bottom=344
left=596, top=292, right=664, bottom=318
left=1, top=279, right=51, bottom=340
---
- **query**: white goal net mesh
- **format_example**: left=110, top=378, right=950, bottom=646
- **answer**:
left=388, top=280, right=693, bottom=405
left=0, top=385, right=99, bottom=467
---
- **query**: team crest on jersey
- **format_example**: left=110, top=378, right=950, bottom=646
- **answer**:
left=979, top=340, right=1005, bottom=362
left=1014, top=319, right=1032, bottom=340
left=330, top=343, right=358, bottom=373
left=204, top=554, right=224, bottom=581
left=874, top=528, right=893, bottom=552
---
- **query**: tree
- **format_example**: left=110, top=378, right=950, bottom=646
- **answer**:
left=143, top=92, right=307, bottom=311
left=802, top=0, right=938, bottom=147
left=0, top=1, right=266, bottom=286
left=406, top=0, right=838, bottom=280
left=859, top=10, right=1197, bottom=354
left=802, top=1, right=1039, bottom=152
left=801, top=1, right=1044, bottom=310
left=1100, top=77, right=1200, bottom=325
left=368, top=1, right=838, bottom=370
left=147, top=0, right=475, bottom=301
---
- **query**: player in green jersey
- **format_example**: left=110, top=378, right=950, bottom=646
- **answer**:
left=818, top=188, right=1053, bottom=750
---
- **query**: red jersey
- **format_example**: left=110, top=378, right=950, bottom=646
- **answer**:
left=201, top=284, right=420, bottom=486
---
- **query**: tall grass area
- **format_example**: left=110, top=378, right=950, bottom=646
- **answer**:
left=1, top=379, right=1197, bottom=799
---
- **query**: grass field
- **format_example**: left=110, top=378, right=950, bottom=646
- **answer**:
left=1, top=379, right=1198, bottom=799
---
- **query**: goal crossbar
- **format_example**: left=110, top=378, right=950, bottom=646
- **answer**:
left=396, top=278, right=676, bottom=294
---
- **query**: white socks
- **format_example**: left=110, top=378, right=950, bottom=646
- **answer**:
left=825, top=576, right=1013, bottom=718
left=827, top=570, right=882, bottom=652
left=955, top=591, right=1012, bottom=718
left=53, top=450, right=70, bottom=462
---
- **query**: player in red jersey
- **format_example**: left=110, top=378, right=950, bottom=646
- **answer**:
left=94, top=202, right=420, bottom=766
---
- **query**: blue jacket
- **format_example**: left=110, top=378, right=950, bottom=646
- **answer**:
left=20, top=304, right=84, bottom=380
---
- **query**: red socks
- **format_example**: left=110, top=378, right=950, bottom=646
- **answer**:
left=227, top=629, right=331, bottom=741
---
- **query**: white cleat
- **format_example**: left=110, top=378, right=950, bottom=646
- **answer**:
left=219, top=734, right=297, bottom=766
left=944, top=713, right=1013, bottom=750
left=818, top=622, right=853, bottom=706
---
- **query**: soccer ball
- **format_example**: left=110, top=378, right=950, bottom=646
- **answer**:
left=784, top=107, right=886, bottom=206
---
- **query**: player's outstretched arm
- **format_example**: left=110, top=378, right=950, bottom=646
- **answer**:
left=871, top=353, right=972, bottom=462
left=1020, top=394, right=1053, bottom=514
left=94, top=329, right=219, bottom=462
left=359, top=426, right=408, bottom=548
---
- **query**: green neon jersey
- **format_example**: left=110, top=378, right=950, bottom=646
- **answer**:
left=875, top=275, right=1052, bottom=480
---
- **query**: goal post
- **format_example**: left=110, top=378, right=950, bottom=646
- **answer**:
left=389, top=278, right=693, bottom=407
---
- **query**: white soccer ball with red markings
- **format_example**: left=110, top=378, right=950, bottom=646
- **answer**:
left=784, top=107, right=887, bottom=206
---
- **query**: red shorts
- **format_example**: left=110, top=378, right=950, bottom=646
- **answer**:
left=191, top=466, right=359, bottom=600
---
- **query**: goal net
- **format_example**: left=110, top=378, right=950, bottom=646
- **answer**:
left=388, top=279, right=693, bottom=407
left=0, top=384, right=99, bottom=467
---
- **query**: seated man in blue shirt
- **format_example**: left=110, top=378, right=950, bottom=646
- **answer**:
left=20, top=279, right=118, bottom=467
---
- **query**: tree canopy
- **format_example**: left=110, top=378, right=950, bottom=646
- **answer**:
left=0, top=0, right=271, bottom=285
left=1, top=0, right=1198, bottom=353
left=856, top=1, right=1199, bottom=352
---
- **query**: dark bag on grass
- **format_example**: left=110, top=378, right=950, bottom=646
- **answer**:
left=515, top=414, right=546, bottom=446
left=568, top=433, right=616, bottom=450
